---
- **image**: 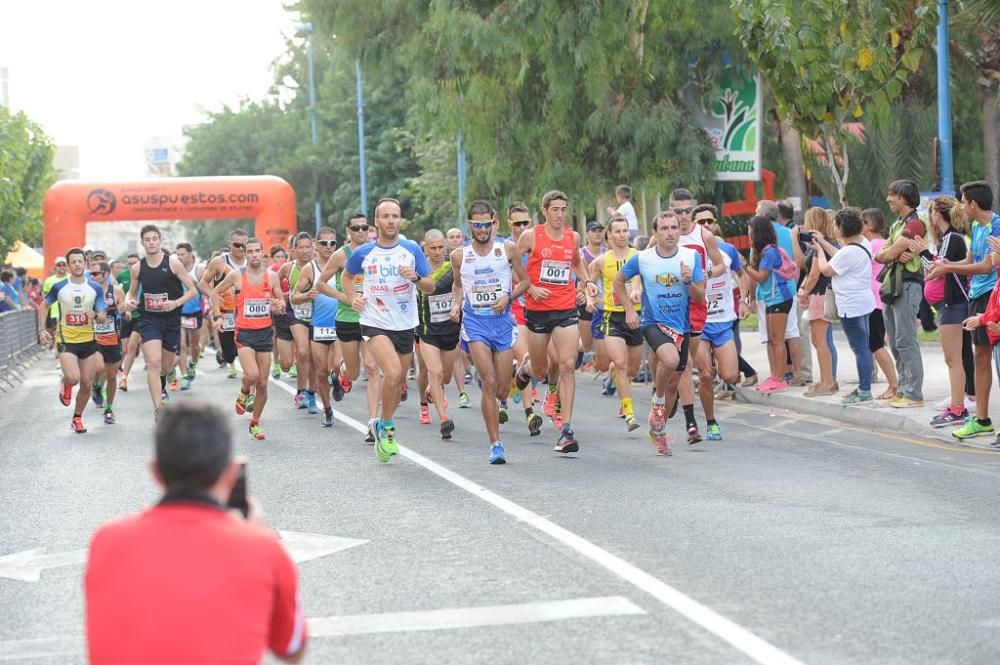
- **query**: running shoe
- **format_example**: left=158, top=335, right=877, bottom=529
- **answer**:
left=216, top=350, right=225, bottom=367
left=511, top=387, right=522, bottom=404
left=514, top=366, right=531, bottom=391
left=888, top=395, right=923, bottom=409
left=648, top=403, right=666, bottom=433
left=930, top=409, right=968, bottom=428
left=440, top=419, right=455, bottom=440
left=990, top=437, right=1000, bottom=451
left=340, top=373, right=353, bottom=394
left=103, top=409, right=115, bottom=425
left=543, top=392, right=557, bottom=418
left=91, top=382, right=104, bottom=407
left=601, top=375, right=616, bottom=396
left=296, top=390, right=308, bottom=409
left=706, top=422, right=722, bottom=441
left=624, top=414, right=640, bottom=432
left=161, top=389, right=170, bottom=402
left=227, top=366, right=238, bottom=379
left=288, top=364, right=298, bottom=378
left=307, top=392, right=318, bottom=414
left=575, top=350, right=584, bottom=370
left=758, top=378, right=789, bottom=395
left=419, top=405, right=431, bottom=425
left=187, top=363, right=197, bottom=381
left=245, top=391, right=254, bottom=411
left=271, top=362, right=281, bottom=379
left=169, top=377, right=180, bottom=392
left=71, top=416, right=86, bottom=434
left=375, top=420, right=398, bottom=462
left=687, top=424, right=703, bottom=445
left=331, top=375, right=344, bottom=402
left=235, top=391, right=250, bottom=415
left=322, top=407, right=334, bottom=428
left=118, top=377, right=128, bottom=392
left=842, top=390, right=873, bottom=405
left=365, top=418, right=378, bottom=444
left=59, top=382, right=72, bottom=407
left=458, top=392, right=471, bottom=409
left=400, top=383, right=408, bottom=403
left=248, top=422, right=266, bottom=440
left=180, top=377, right=191, bottom=391
left=554, top=426, right=579, bottom=454
left=552, top=413, right=563, bottom=429
left=489, top=442, right=507, bottom=465
left=531, top=387, right=540, bottom=404
left=952, top=419, right=995, bottom=440
left=464, top=369, right=473, bottom=384
left=527, top=412, right=543, bottom=436
left=754, top=376, right=777, bottom=392
left=741, top=374, right=758, bottom=387
left=498, top=402, right=509, bottom=424
left=648, top=429, right=672, bottom=456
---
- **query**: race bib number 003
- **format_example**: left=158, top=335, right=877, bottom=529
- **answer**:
left=470, top=283, right=503, bottom=315
left=540, top=260, right=570, bottom=286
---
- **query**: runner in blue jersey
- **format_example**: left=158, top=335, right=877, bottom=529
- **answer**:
left=175, top=243, right=204, bottom=391
left=292, top=226, right=340, bottom=427
left=334, top=198, right=435, bottom=462
left=449, top=200, right=530, bottom=464
left=614, top=210, right=705, bottom=456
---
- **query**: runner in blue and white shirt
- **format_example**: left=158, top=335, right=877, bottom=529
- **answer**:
left=336, top=198, right=434, bottom=463
left=614, top=210, right=704, bottom=456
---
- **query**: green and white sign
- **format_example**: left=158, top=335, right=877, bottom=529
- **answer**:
left=687, top=73, right=763, bottom=182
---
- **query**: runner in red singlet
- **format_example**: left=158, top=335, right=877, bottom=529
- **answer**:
left=211, top=238, right=284, bottom=440
left=670, top=188, right=726, bottom=445
left=513, top=190, right=590, bottom=453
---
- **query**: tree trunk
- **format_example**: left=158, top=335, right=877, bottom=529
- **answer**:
left=778, top=117, right=808, bottom=209
left=823, top=133, right=849, bottom=208
left=983, top=80, right=1000, bottom=211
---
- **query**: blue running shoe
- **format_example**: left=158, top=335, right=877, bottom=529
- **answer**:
left=92, top=382, right=105, bottom=407
left=307, top=392, right=318, bottom=414
left=601, top=375, right=616, bottom=396
left=489, top=441, right=507, bottom=465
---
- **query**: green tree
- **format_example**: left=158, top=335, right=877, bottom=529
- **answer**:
left=733, top=0, right=938, bottom=206
left=0, top=107, right=56, bottom=261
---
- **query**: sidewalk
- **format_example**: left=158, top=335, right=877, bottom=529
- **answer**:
left=731, top=326, right=1000, bottom=451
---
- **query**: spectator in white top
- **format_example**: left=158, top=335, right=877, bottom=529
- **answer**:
left=812, top=208, right=876, bottom=405
left=606, top=185, right=640, bottom=241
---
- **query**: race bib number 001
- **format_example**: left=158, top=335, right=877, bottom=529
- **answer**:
left=313, top=326, right=337, bottom=341
left=539, top=260, right=571, bottom=286
left=428, top=293, right=454, bottom=323
left=244, top=298, right=270, bottom=318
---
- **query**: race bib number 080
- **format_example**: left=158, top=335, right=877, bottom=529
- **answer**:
left=244, top=299, right=270, bottom=318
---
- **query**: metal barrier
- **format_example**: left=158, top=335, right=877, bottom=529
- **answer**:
left=0, top=308, right=43, bottom=391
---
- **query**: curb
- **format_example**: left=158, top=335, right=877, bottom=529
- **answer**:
left=732, top=386, right=999, bottom=453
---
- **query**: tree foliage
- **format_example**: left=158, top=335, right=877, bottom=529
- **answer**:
left=0, top=107, right=56, bottom=261
left=733, top=0, right=938, bottom=205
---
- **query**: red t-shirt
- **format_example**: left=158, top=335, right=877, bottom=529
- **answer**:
left=526, top=227, right=578, bottom=311
left=86, top=497, right=306, bottom=665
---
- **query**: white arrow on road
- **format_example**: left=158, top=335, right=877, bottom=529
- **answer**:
left=0, top=531, right=366, bottom=582
left=277, top=530, right=368, bottom=563
left=0, top=547, right=87, bottom=583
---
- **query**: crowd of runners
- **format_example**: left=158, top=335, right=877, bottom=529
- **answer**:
left=37, top=187, right=881, bottom=462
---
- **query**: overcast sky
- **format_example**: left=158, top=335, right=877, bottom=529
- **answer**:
left=0, top=0, right=298, bottom=179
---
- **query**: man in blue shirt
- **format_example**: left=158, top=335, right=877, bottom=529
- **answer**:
left=614, top=209, right=705, bottom=457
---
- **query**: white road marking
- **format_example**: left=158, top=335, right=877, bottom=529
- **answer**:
left=310, top=596, right=645, bottom=637
left=0, top=531, right=363, bottom=583
left=270, top=377, right=806, bottom=665
left=0, top=597, right=643, bottom=660
left=0, top=547, right=87, bottom=582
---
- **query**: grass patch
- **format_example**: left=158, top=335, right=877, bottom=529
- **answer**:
left=917, top=329, right=941, bottom=344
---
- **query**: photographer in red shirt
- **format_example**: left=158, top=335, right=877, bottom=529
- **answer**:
left=85, top=400, right=307, bottom=665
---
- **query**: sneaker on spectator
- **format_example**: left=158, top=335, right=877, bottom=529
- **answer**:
left=930, top=409, right=968, bottom=428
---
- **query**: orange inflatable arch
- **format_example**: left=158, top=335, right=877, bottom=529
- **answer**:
left=42, top=176, right=297, bottom=270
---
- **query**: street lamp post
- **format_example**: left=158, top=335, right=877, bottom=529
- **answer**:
left=299, top=22, right=322, bottom=234
left=356, top=58, right=368, bottom=215
left=937, top=0, right=954, bottom=194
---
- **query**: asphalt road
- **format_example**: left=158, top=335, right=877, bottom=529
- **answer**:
left=1, top=355, right=999, bottom=665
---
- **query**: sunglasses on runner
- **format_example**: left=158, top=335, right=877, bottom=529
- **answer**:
left=672, top=207, right=693, bottom=215
left=317, top=239, right=338, bottom=247
left=696, top=218, right=716, bottom=225
left=470, top=221, right=493, bottom=230
left=348, top=225, right=369, bottom=232
left=230, top=242, right=245, bottom=249
left=510, top=220, right=531, bottom=227
left=90, top=271, right=105, bottom=276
